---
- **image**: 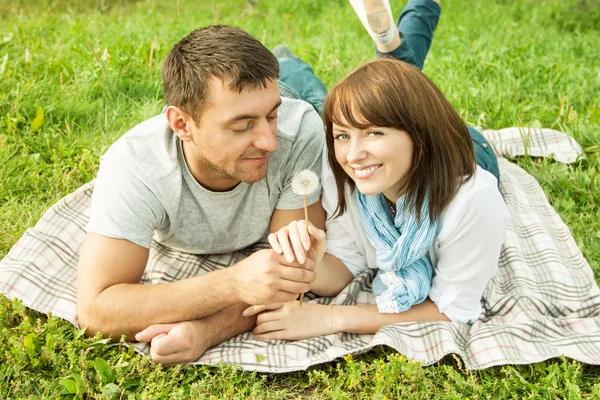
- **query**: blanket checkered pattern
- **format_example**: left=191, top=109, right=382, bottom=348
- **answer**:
left=481, top=127, right=584, bottom=163
left=1, top=135, right=598, bottom=372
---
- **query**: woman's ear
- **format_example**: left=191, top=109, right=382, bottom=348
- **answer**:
left=166, top=106, right=194, bottom=142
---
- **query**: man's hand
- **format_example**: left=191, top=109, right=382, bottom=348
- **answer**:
left=232, top=249, right=316, bottom=305
left=135, top=321, right=211, bottom=365
left=135, top=303, right=257, bottom=366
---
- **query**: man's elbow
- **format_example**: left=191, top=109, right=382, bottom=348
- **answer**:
left=76, top=298, right=117, bottom=340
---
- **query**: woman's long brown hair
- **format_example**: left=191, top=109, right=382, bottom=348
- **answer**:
left=322, top=58, right=476, bottom=222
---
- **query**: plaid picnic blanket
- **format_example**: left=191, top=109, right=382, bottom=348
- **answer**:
left=1, top=132, right=598, bottom=372
left=480, top=127, right=584, bottom=163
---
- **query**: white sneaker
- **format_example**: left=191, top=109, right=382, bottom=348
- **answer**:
left=348, top=0, right=396, bottom=46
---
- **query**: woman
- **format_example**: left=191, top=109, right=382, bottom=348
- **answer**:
left=244, top=0, right=508, bottom=340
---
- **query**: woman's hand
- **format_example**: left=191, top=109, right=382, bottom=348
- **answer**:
left=268, top=219, right=326, bottom=266
left=244, top=302, right=335, bottom=341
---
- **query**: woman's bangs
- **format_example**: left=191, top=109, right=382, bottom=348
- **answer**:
left=331, top=68, right=402, bottom=130
left=327, top=77, right=377, bottom=130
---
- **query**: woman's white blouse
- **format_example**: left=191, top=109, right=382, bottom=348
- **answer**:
left=321, top=150, right=508, bottom=323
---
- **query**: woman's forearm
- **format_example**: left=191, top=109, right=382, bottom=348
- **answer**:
left=332, top=298, right=450, bottom=334
left=310, top=253, right=355, bottom=297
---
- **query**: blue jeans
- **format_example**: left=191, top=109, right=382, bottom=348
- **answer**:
left=277, top=0, right=499, bottom=181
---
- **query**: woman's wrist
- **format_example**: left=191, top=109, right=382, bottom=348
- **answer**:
left=329, top=305, right=344, bottom=334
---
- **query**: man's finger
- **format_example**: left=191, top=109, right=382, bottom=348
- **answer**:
left=242, top=304, right=267, bottom=317
left=243, top=303, right=283, bottom=317
left=135, top=323, right=175, bottom=342
left=150, top=348, right=198, bottom=366
left=150, top=328, right=191, bottom=357
left=278, top=265, right=315, bottom=283
left=275, top=280, right=311, bottom=298
left=272, top=290, right=301, bottom=303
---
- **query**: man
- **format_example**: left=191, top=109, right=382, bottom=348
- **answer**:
left=76, top=26, right=326, bottom=365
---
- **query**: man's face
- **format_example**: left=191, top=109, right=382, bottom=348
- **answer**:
left=182, top=77, right=281, bottom=191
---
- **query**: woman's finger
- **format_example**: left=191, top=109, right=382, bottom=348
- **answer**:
left=308, top=225, right=327, bottom=254
left=256, top=309, right=282, bottom=325
left=267, top=233, right=283, bottom=254
left=277, top=226, right=296, bottom=263
left=253, top=320, right=284, bottom=335
left=287, top=222, right=307, bottom=264
left=308, top=224, right=326, bottom=240
left=297, top=220, right=312, bottom=251
left=253, top=330, right=291, bottom=341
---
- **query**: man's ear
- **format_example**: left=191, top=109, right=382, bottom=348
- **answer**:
left=166, top=106, right=194, bottom=142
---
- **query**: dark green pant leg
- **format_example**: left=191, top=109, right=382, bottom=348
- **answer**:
left=277, top=58, right=328, bottom=116
left=379, top=0, right=442, bottom=70
left=468, top=126, right=500, bottom=182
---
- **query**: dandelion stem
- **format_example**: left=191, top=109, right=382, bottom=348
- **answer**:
left=299, top=194, right=309, bottom=307
left=303, top=195, right=308, bottom=222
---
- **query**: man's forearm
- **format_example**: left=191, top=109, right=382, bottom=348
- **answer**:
left=78, top=266, right=239, bottom=340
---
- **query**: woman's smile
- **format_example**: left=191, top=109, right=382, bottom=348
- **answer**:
left=352, top=164, right=382, bottom=180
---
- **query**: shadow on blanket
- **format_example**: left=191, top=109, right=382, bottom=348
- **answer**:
left=1, top=158, right=599, bottom=372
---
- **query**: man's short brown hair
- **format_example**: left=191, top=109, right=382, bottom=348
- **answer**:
left=162, top=25, right=279, bottom=122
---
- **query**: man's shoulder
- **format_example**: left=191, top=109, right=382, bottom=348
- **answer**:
left=276, top=97, right=324, bottom=143
left=101, top=114, right=179, bottom=182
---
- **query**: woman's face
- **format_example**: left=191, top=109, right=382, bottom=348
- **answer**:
left=332, top=118, right=414, bottom=203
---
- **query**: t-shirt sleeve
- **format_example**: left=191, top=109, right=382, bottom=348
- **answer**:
left=275, top=107, right=325, bottom=210
left=86, top=160, right=166, bottom=249
left=429, top=186, right=508, bottom=323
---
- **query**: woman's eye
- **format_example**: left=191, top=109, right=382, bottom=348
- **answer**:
left=334, top=134, right=349, bottom=140
left=367, top=131, right=383, bottom=137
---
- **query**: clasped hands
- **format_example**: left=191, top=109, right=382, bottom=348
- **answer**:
left=135, top=220, right=327, bottom=365
left=243, top=219, right=331, bottom=340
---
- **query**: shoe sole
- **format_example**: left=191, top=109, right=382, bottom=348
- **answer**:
left=362, top=0, right=391, bottom=34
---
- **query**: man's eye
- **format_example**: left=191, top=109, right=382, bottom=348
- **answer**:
left=232, top=122, right=253, bottom=132
left=267, top=113, right=278, bottom=121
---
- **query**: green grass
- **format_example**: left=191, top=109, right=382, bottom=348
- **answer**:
left=1, top=0, right=599, bottom=398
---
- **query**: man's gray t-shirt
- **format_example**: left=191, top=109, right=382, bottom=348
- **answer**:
left=86, top=97, right=324, bottom=254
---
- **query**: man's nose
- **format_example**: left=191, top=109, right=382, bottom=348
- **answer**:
left=253, top=119, right=278, bottom=152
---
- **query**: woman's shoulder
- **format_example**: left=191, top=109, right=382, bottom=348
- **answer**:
left=456, top=166, right=502, bottom=202
left=438, top=167, right=508, bottom=240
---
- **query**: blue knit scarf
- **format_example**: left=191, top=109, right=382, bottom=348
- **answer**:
left=356, top=191, right=439, bottom=313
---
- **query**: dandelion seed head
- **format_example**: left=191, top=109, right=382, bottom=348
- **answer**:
left=291, top=169, right=319, bottom=196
